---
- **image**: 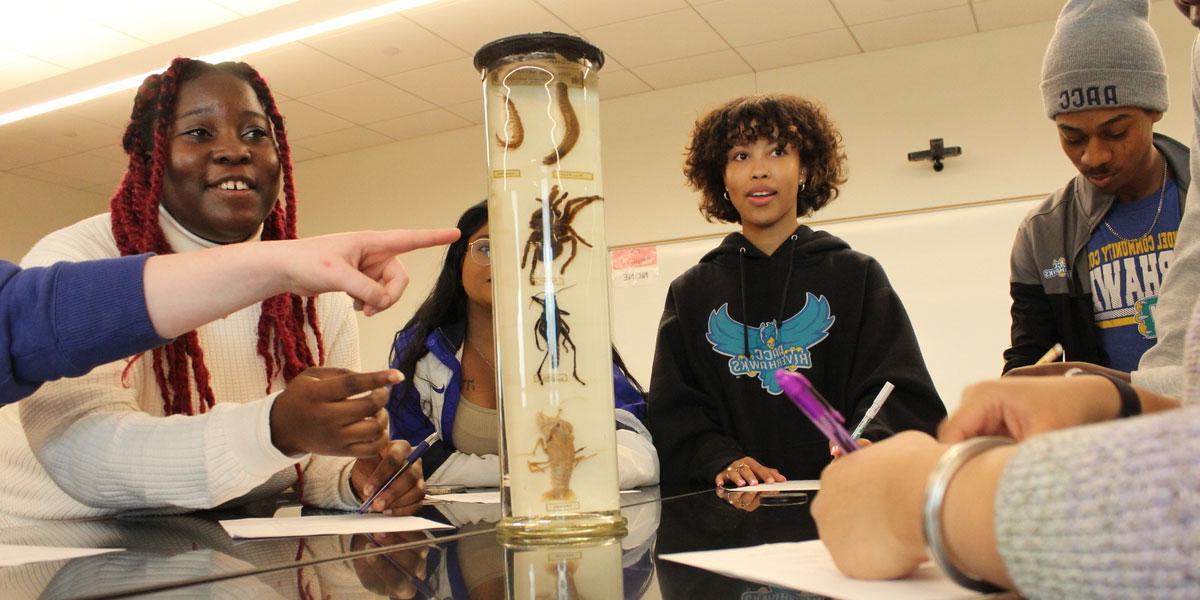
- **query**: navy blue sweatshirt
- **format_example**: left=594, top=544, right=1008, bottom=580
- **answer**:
left=646, top=225, right=945, bottom=484
left=0, top=255, right=165, bottom=405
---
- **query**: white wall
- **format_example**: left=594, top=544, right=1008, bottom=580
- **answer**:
left=290, top=11, right=1196, bottom=373
left=3, top=7, right=1197, bottom=387
left=0, top=172, right=107, bottom=261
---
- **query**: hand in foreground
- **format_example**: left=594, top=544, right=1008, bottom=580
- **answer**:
left=271, top=367, right=397, bottom=457
left=350, top=531, right=431, bottom=598
left=1004, top=360, right=1129, bottom=381
left=352, top=439, right=426, bottom=515
left=714, top=456, right=784, bottom=488
left=939, top=376, right=1122, bottom=443
left=812, top=431, right=942, bottom=580
left=280, top=228, right=460, bottom=316
left=829, top=438, right=872, bottom=459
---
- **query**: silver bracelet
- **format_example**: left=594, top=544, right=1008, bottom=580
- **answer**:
left=922, top=436, right=1014, bottom=593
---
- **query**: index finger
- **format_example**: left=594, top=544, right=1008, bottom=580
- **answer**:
left=369, top=228, right=461, bottom=255
left=309, top=369, right=403, bottom=404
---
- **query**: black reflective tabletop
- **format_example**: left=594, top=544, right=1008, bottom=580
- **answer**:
left=0, top=486, right=825, bottom=599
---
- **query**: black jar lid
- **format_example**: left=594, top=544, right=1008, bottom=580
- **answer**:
left=473, top=32, right=604, bottom=72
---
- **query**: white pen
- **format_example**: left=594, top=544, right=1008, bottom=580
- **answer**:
left=850, top=381, right=895, bottom=439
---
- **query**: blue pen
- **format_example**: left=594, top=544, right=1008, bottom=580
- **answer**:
left=775, top=369, right=859, bottom=455
left=357, top=431, right=439, bottom=514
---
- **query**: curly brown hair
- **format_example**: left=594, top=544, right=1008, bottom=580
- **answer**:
left=684, top=94, right=847, bottom=223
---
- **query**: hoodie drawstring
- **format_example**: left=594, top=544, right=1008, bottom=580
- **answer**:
left=738, top=234, right=800, bottom=357
left=739, top=247, right=749, bottom=356
left=776, top=234, right=799, bottom=326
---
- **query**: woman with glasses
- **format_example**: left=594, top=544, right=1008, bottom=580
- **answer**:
left=386, top=201, right=659, bottom=488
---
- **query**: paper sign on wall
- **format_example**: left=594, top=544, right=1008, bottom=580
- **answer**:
left=611, top=246, right=659, bottom=288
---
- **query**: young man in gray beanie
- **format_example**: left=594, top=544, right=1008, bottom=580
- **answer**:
left=1005, top=0, right=1190, bottom=374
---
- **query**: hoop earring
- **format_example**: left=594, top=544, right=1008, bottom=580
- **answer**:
left=799, top=182, right=807, bottom=193
left=723, top=190, right=730, bottom=202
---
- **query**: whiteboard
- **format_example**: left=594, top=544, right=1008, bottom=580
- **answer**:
left=609, top=197, right=1042, bottom=412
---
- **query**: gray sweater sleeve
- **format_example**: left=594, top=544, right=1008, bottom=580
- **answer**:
left=995, top=406, right=1200, bottom=598
left=1134, top=35, right=1200, bottom=401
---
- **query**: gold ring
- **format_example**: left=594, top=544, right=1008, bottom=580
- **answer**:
left=734, top=463, right=747, bottom=470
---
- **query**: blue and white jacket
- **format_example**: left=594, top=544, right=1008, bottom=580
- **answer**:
left=388, top=322, right=659, bottom=488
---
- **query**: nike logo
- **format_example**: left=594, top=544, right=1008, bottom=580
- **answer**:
left=430, top=383, right=446, bottom=394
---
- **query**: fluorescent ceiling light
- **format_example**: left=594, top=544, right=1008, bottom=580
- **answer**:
left=0, top=0, right=439, bottom=127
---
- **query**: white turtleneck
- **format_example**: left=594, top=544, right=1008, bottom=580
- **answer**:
left=0, top=210, right=360, bottom=523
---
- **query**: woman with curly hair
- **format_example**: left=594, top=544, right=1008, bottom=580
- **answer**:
left=647, top=94, right=946, bottom=487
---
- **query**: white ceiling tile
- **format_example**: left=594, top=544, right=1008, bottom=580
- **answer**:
left=738, top=28, right=860, bottom=71
left=972, top=0, right=1065, bottom=31
left=11, top=163, right=97, bottom=190
left=405, top=0, right=576, bottom=54
left=86, top=180, right=121, bottom=196
left=599, top=69, right=652, bottom=99
left=299, top=80, right=435, bottom=124
left=285, top=142, right=327, bottom=163
left=277, top=100, right=356, bottom=138
left=365, top=108, right=473, bottom=140
left=445, top=99, right=486, bottom=124
left=81, top=1, right=241, bottom=44
left=0, top=55, right=68, bottom=94
left=211, top=0, right=299, bottom=16
left=851, top=6, right=977, bottom=52
left=0, top=135, right=75, bottom=170
left=384, top=58, right=480, bottom=106
left=582, top=8, right=728, bottom=67
left=631, top=49, right=751, bottom=89
left=6, top=20, right=146, bottom=70
left=18, top=152, right=127, bottom=186
left=65, top=90, right=139, bottom=129
left=832, top=0, right=967, bottom=25
left=3, top=112, right=123, bottom=152
left=287, top=126, right=394, bottom=155
left=243, top=43, right=374, bottom=98
left=696, top=0, right=844, bottom=46
left=535, top=0, right=688, bottom=30
left=87, top=145, right=129, bottom=164
left=306, top=14, right=467, bottom=78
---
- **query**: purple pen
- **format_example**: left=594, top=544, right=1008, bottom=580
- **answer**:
left=775, top=369, right=859, bottom=455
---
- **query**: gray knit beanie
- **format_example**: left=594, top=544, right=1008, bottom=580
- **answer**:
left=1040, top=0, right=1167, bottom=119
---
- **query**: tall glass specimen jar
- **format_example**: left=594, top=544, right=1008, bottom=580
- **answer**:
left=474, top=33, right=625, bottom=540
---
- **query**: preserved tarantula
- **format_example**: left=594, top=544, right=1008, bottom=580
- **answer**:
left=521, top=185, right=603, bottom=285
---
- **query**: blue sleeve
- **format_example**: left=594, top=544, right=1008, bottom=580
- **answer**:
left=0, top=255, right=167, bottom=406
left=612, top=363, right=646, bottom=421
left=388, top=380, right=435, bottom=445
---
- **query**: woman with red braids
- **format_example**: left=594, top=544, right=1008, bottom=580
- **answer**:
left=0, top=58, right=425, bottom=522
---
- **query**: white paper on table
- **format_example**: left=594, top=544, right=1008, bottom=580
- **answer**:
left=426, top=491, right=501, bottom=504
left=219, top=514, right=453, bottom=539
left=729, top=480, right=820, bottom=492
left=659, top=540, right=982, bottom=600
left=426, top=489, right=642, bottom=505
left=0, top=544, right=121, bottom=567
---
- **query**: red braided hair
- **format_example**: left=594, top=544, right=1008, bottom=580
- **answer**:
left=113, top=57, right=325, bottom=417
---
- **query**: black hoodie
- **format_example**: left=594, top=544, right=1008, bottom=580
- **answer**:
left=646, top=225, right=945, bottom=485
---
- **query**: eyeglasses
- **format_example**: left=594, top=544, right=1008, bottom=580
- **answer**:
left=467, top=237, right=491, bottom=266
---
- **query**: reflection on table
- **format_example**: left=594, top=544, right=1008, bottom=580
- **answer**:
left=0, top=485, right=828, bottom=599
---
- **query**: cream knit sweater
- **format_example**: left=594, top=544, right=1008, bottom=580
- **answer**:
left=0, top=210, right=359, bottom=524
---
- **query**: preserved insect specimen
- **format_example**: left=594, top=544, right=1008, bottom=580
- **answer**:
left=542, top=81, right=579, bottom=165
left=521, top=185, right=602, bottom=285
left=527, top=408, right=593, bottom=501
left=530, top=291, right=583, bottom=385
left=496, top=97, right=524, bottom=149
